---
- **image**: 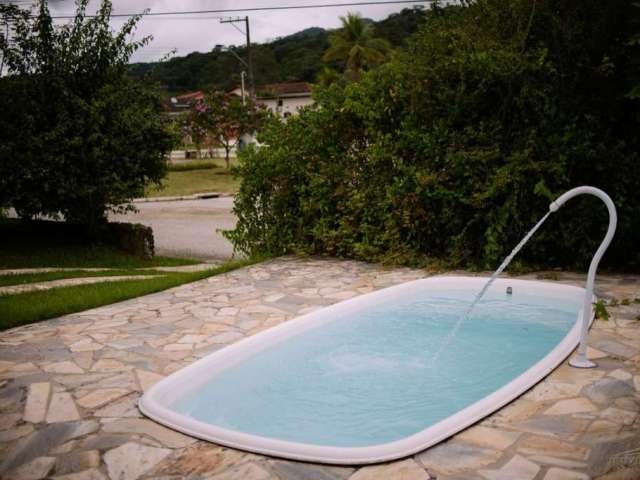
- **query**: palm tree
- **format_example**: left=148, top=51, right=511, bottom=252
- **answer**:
left=322, top=12, right=391, bottom=80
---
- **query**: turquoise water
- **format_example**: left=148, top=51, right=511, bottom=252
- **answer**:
left=172, top=288, right=580, bottom=447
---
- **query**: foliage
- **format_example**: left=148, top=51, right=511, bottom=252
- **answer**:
left=627, top=3, right=640, bottom=100
left=373, top=6, right=426, bottom=45
left=593, top=300, right=610, bottom=321
left=188, top=91, right=268, bottom=168
left=180, top=121, right=207, bottom=158
left=0, top=0, right=175, bottom=229
left=228, top=0, right=640, bottom=272
left=322, top=12, right=391, bottom=81
left=129, top=9, right=425, bottom=93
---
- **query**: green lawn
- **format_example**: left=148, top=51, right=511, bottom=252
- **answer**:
left=167, top=159, right=220, bottom=172
left=148, top=159, right=240, bottom=197
left=0, top=258, right=259, bottom=331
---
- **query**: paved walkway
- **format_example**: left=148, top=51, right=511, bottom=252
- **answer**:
left=0, top=258, right=638, bottom=480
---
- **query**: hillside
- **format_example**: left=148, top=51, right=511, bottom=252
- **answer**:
left=129, top=8, right=425, bottom=94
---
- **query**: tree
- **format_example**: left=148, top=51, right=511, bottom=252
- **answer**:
left=373, top=7, right=425, bottom=46
left=189, top=91, right=267, bottom=169
left=0, top=0, right=174, bottom=229
left=322, top=12, right=391, bottom=80
left=627, top=3, right=640, bottom=102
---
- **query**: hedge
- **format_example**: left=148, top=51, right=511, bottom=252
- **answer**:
left=226, top=0, right=640, bottom=271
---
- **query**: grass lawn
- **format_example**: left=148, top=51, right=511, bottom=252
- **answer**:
left=147, top=159, right=240, bottom=197
left=167, top=159, right=220, bottom=172
left=0, top=269, right=162, bottom=287
left=0, top=258, right=259, bottom=331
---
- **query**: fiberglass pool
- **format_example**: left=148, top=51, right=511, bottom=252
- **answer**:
left=139, top=276, right=588, bottom=464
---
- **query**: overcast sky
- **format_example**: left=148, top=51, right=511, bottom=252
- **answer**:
left=8, top=0, right=429, bottom=62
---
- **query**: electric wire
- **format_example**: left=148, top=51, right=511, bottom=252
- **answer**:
left=47, top=1, right=432, bottom=19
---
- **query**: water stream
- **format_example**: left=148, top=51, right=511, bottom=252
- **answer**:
left=431, top=211, right=551, bottom=363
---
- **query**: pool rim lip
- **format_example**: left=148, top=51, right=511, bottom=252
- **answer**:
left=139, top=275, right=592, bottom=465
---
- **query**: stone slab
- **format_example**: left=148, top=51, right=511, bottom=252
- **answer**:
left=104, top=442, right=171, bottom=480
left=349, top=459, right=430, bottom=480
left=23, top=382, right=51, bottom=423
left=479, top=454, right=540, bottom=480
left=417, top=442, right=501, bottom=476
left=46, top=392, right=80, bottom=423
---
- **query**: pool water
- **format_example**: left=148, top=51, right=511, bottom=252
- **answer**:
left=171, top=287, right=580, bottom=448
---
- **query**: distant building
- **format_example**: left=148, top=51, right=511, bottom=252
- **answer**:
left=168, top=82, right=313, bottom=155
left=229, top=82, right=314, bottom=118
left=166, top=91, right=205, bottom=116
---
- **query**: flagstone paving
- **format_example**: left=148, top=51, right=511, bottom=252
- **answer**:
left=0, top=257, right=638, bottom=480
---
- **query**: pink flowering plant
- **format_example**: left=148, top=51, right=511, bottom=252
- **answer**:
left=187, top=92, right=268, bottom=168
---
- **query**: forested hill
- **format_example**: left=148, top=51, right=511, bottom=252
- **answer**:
left=128, top=8, right=425, bottom=94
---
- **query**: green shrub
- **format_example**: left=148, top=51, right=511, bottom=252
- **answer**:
left=227, top=0, right=640, bottom=271
left=103, top=223, right=155, bottom=260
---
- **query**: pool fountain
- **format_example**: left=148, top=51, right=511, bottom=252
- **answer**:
left=435, top=185, right=617, bottom=368
left=548, top=186, right=617, bottom=367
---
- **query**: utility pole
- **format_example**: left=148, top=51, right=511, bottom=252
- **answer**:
left=244, top=16, right=254, bottom=99
left=240, top=71, right=246, bottom=105
left=220, top=16, right=255, bottom=98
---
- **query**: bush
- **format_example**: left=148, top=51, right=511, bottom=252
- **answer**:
left=0, top=1, right=175, bottom=229
left=103, top=223, right=155, bottom=259
left=227, top=0, right=640, bottom=271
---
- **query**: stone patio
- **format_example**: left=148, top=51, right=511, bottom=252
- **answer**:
left=0, top=257, right=638, bottom=480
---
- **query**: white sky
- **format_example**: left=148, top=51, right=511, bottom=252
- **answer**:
left=13, top=0, right=430, bottom=62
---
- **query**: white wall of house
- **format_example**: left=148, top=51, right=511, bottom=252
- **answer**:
left=229, top=87, right=314, bottom=118
left=259, top=95, right=314, bottom=117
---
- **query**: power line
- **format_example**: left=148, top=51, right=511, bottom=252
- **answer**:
left=49, top=1, right=432, bottom=19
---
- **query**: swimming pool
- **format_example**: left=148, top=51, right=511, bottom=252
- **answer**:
left=139, top=276, right=588, bottom=464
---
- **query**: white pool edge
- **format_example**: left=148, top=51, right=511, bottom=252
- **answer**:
left=139, top=276, right=592, bottom=465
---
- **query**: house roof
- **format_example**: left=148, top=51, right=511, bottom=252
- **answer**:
left=257, top=82, right=312, bottom=99
left=175, top=91, right=205, bottom=103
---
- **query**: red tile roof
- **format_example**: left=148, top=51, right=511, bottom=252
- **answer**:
left=257, top=82, right=312, bottom=97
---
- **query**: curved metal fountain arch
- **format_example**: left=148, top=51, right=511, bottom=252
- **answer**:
left=548, top=186, right=617, bottom=368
